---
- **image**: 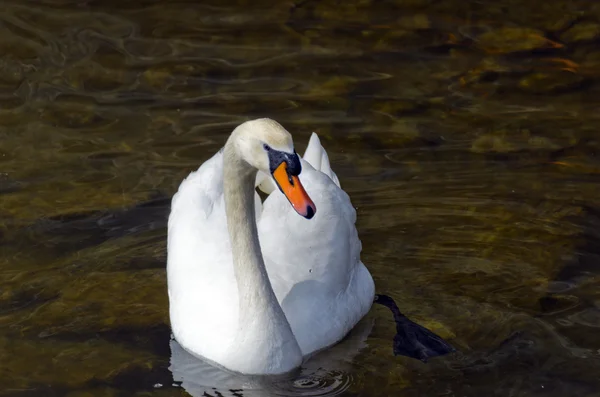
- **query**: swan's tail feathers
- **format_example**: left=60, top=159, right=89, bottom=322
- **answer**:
left=255, top=171, right=276, bottom=194
left=374, top=294, right=456, bottom=362
left=303, top=133, right=341, bottom=188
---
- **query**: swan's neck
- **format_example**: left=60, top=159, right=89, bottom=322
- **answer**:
left=222, top=140, right=301, bottom=374
left=222, top=146, right=274, bottom=316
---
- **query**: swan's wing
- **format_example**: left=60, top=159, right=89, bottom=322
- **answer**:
left=302, top=132, right=323, bottom=169
left=168, top=150, right=249, bottom=362
left=258, top=159, right=374, bottom=356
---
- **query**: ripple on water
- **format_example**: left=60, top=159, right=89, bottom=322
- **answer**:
left=170, top=333, right=362, bottom=397
left=176, top=368, right=354, bottom=397
left=270, top=369, right=352, bottom=397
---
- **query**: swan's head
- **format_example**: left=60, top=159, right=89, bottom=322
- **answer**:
left=233, top=118, right=316, bottom=219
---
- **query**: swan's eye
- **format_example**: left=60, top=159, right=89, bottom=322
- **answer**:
left=263, top=144, right=271, bottom=151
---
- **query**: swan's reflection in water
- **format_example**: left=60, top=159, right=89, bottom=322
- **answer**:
left=169, top=318, right=373, bottom=397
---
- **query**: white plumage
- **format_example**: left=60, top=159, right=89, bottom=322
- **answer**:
left=167, top=119, right=375, bottom=375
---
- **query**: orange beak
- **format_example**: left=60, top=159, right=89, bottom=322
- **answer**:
left=272, top=162, right=316, bottom=219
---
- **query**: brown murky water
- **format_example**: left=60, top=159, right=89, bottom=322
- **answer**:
left=1, top=0, right=600, bottom=396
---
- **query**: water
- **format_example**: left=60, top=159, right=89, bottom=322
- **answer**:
left=1, top=0, right=600, bottom=396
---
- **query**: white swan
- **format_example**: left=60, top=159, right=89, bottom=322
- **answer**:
left=167, top=118, right=375, bottom=375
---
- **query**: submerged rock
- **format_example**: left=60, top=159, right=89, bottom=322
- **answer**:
left=471, top=130, right=562, bottom=154
left=0, top=271, right=61, bottom=316
left=0, top=58, right=28, bottom=89
left=63, top=62, right=133, bottom=92
left=518, top=71, right=587, bottom=94
left=471, top=129, right=567, bottom=153
left=476, top=27, right=562, bottom=54
left=0, top=174, right=21, bottom=194
left=471, top=134, right=517, bottom=154
left=1, top=182, right=150, bottom=222
left=560, top=22, right=600, bottom=43
left=14, top=269, right=168, bottom=337
left=0, top=336, right=161, bottom=390
left=39, top=100, right=114, bottom=130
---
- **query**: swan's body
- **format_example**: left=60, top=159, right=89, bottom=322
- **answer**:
left=167, top=119, right=375, bottom=375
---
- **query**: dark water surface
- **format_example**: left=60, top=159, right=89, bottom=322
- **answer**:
left=1, top=0, right=600, bottom=396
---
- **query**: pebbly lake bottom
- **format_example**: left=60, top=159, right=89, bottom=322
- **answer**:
left=2, top=0, right=600, bottom=396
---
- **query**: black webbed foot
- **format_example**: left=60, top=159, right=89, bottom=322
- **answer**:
left=374, top=294, right=456, bottom=362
